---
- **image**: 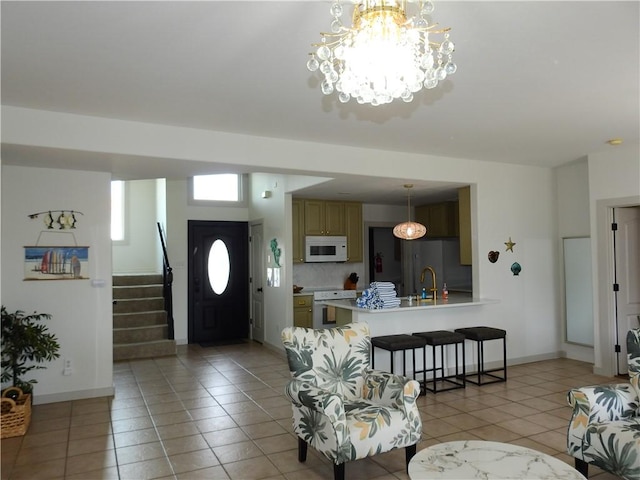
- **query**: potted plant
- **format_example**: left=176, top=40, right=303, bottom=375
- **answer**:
left=1, top=306, right=60, bottom=394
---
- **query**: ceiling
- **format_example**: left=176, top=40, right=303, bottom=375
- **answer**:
left=1, top=1, right=638, bottom=205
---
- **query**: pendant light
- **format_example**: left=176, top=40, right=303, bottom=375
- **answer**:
left=393, top=184, right=427, bottom=240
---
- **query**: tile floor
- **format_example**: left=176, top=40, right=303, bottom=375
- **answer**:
left=1, top=341, right=624, bottom=480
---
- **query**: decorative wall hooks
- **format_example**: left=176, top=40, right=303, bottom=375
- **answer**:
left=28, top=210, right=84, bottom=230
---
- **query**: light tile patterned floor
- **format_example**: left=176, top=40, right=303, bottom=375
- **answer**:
left=0, top=341, right=625, bottom=479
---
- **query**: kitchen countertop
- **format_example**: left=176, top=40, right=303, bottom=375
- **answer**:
left=293, top=287, right=361, bottom=297
left=320, top=293, right=498, bottom=312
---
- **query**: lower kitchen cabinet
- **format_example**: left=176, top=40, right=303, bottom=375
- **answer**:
left=293, top=295, right=313, bottom=328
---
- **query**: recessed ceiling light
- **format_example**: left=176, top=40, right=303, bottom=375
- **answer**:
left=607, top=138, right=623, bottom=146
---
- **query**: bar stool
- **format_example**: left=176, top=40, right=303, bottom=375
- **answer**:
left=412, top=330, right=466, bottom=393
left=454, top=326, right=507, bottom=385
left=371, top=334, right=427, bottom=379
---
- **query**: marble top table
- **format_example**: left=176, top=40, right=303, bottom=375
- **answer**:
left=408, top=440, right=586, bottom=479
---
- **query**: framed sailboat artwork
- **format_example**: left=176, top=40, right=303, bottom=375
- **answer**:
left=23, top=246, right=89, bottom=281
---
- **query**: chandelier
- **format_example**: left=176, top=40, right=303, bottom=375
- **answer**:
left=306, top=0, right=456, bottom=106
left=393, top=184, right=426, bottom=240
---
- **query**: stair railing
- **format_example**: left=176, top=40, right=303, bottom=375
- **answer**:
left=157, top=222, right=174, bottom=340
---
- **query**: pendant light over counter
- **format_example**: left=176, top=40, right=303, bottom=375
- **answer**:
left=393, top=184, right=426, bottom=240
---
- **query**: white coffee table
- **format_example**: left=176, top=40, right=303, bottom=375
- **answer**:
left=408, top=440, right=586, bottom=479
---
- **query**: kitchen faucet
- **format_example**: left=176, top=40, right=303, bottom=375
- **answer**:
left=420, top=266, right=438, bottom=301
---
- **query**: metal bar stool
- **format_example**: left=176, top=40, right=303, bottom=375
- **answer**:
left=412, top=330, right=466, bottom=393
left=454, top=326, right=507, bottom=385
left=371, top=334, right=427, bottom=379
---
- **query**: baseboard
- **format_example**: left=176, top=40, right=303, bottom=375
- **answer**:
left=506, top=351, right=564, bottom=367
left=33, top=386, right=115, bottom=405
left=411, top=351, right=565, bottom=378
left=261, top=340, right=287, bottom=359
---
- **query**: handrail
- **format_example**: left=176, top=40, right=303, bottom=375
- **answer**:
left=157, top=222, right=174, bottom=340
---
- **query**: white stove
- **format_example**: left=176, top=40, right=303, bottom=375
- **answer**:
left=313, top=290, right=357, bottom=301
left=312, top=289, right=357, bottom=328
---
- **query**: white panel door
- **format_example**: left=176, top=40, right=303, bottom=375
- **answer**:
left=250, top=222, right=265, bottom=344
left=615, top=206, right=640, bottom=375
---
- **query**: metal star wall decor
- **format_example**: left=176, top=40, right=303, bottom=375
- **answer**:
left=504, top=237, right=516, bottom=252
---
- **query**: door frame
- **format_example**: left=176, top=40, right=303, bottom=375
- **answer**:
left=187, top=219, right=249, bottom=344
left=249, top=220, right=265, bottom=343
left=594, top=196, right=640, bottom=376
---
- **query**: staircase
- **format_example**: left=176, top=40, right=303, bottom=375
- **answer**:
left=113, top=274, right=176, bottom=361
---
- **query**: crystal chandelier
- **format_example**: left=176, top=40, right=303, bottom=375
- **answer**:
left=306, top=0, right=456, bottom=106
left=393, top=184, right=427, bottom=240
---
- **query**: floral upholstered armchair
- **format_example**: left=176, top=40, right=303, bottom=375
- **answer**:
left=281, top=323, right=422, bottom=480
left=567, top=328, right=640, bottom=479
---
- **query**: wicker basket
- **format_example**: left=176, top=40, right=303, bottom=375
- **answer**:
left=1, top=387, right=32, bottom=438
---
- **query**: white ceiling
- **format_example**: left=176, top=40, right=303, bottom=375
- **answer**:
left=1, top=1, right=638, bottom=205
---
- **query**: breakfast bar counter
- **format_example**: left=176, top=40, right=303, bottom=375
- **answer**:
left=321, top=294, right=500, bottom=373
left=323, top=293, right=496, bottom=314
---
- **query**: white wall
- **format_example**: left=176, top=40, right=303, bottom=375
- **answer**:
left=112, top=179, right=163, bottom=274
left=165, top=178, right=248, bottom=344
left=588, top=144, right=640, bottom=375
left=1, top=165, right=113, bottom=404
left=5, top=107, right=631, bottom=400
left=556, top=159, right=594, bottom=363
left=156, top=178, right=167, bottom=265
left=0, top=157, right=3, bottom=306
left=247, top=173, right=290, bottom=346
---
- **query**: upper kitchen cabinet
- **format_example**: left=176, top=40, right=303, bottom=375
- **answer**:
left=304, top=200, right=346, bottom=236
left=292, top=199, right=305, bottom=263
left=458, top=186, right=472, bottom=266
left=293, top=198, right=363, bottom=263
left=415, top=201, right=458, bottom=237
left=344, top=202, right=363, bottom=263
left=414, top=187, right=472, bottom=266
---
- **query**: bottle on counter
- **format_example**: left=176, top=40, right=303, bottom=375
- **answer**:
left=421, top=287, right=427, bottom=299
left=442, top=283, right=449, bottom=299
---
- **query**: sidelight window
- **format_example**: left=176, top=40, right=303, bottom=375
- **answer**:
left=111, top=180, right=125, bottom=242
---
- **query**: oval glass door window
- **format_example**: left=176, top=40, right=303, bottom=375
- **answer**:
left=207, top=239, right=230, bottom=294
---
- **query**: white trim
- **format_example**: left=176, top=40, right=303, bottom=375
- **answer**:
left=595, top=195, right=640, bottom=377
left=32, top=386, right=115, bottom=405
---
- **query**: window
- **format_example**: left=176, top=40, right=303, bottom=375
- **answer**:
left=111, top=180, right=125, bottom=241
left=207, top=239, right=230, bottom=295
left=190, top=174, right=246, bottom=205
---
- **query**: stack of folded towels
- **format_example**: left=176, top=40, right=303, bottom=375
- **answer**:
left=356, top=281, right=401, bottom=309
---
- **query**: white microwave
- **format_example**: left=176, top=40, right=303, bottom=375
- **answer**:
left=305, top=236, right=348, bottom=263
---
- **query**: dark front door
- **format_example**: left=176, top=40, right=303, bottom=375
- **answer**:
left=188, top=220, right=249, bottom=344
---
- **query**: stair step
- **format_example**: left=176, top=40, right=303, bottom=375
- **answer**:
left=114, top=324, right=168, bottom=344
left=113, top=297, right=164, bottom=314
left=113, top=340, right=176, bottom=362
left=114, top=311, right=167, bottom=329
left=112, top=273, right=174, bottom=362
left=114, top=285, right=163, bottom=299
left=113, top=274, right=163, bottom=287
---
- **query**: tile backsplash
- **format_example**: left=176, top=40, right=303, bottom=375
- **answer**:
left=293, top=263, right=365, bottom=290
